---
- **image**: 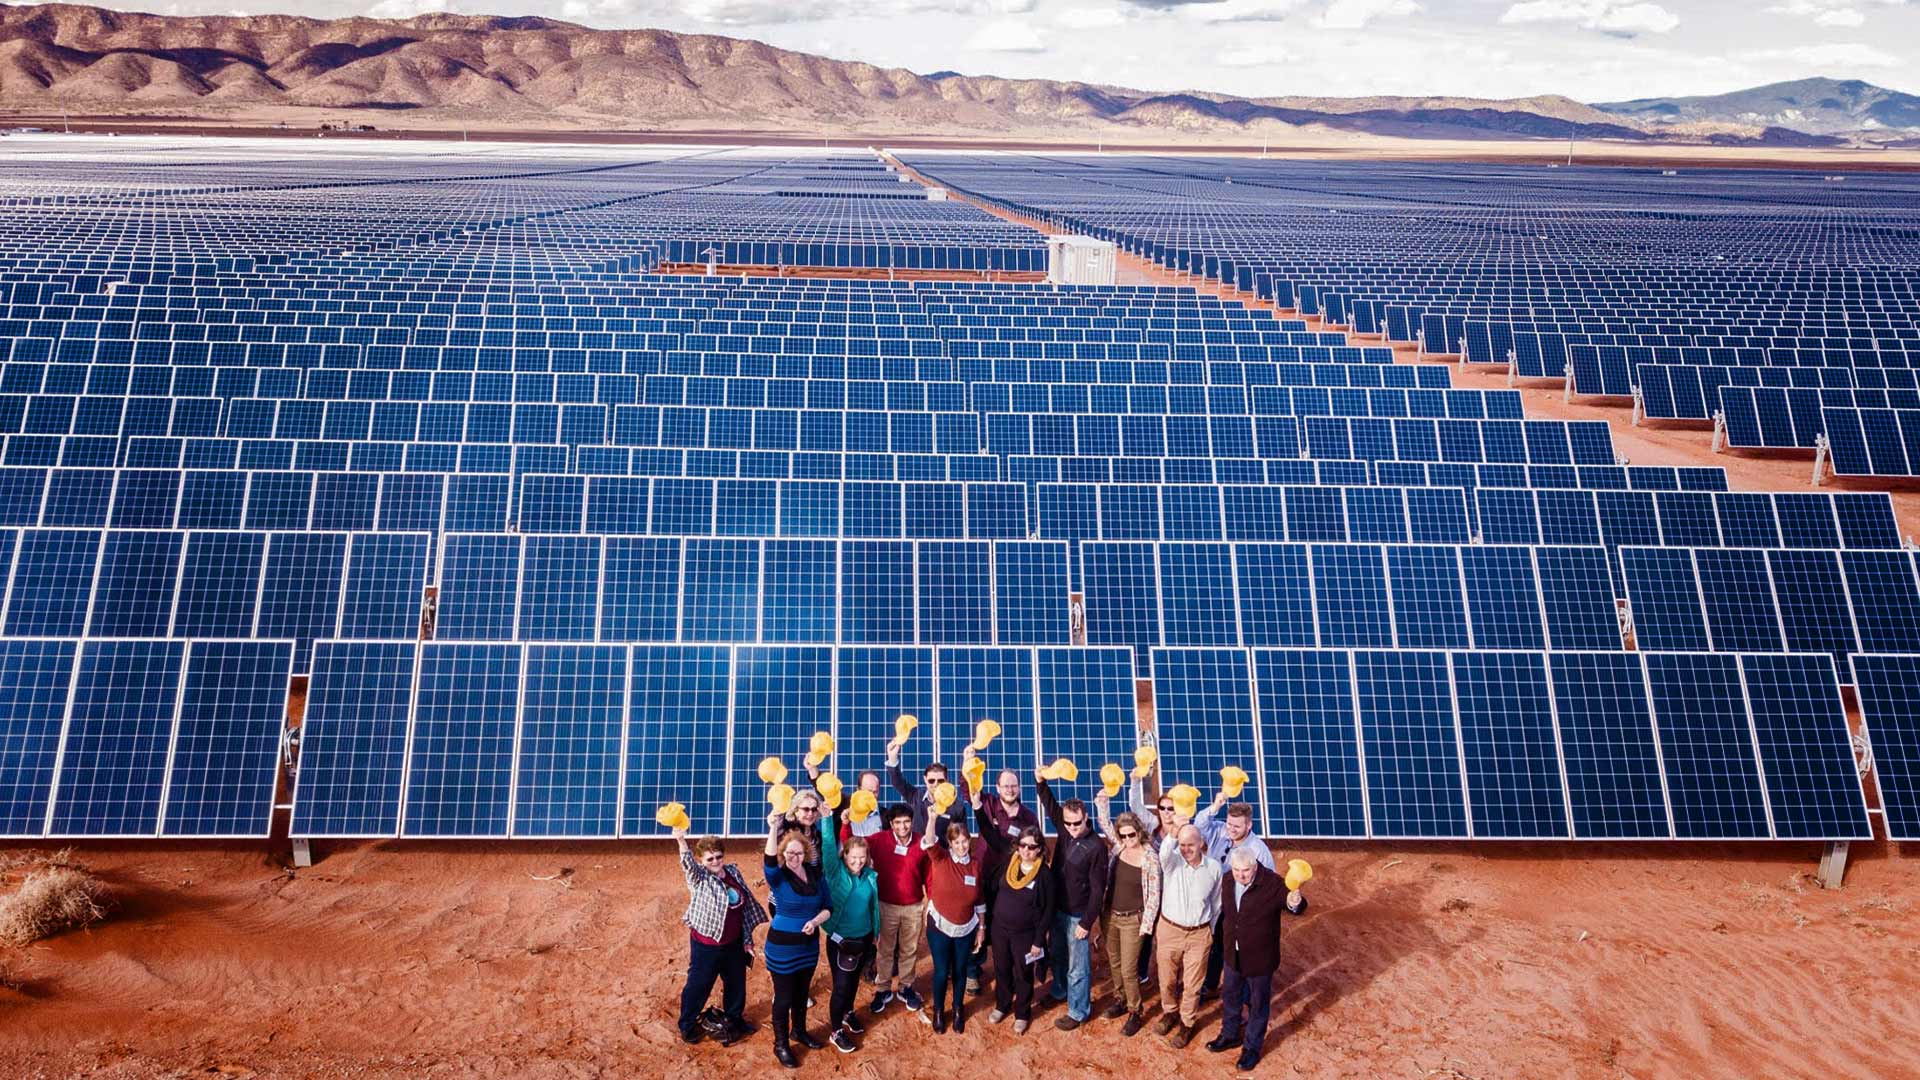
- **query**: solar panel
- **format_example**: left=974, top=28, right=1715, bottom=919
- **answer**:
left=1738, top=653, right=1869, bottom=841
left=1535, top=546, right=1621, bottom=650
left=1642, top=653, right=1770, bottom=839
left=1386, top=546, right=1469, bottom=649
left=1158, top=542, right=1238, bottom=647
left=403, top=642, right=520, bottom=838
left=341, top=533, right=429, bottom=640
left=161, top=640, right=293, bottom=837
left=728, top=644, right=833, bottom=835
left=917, top=540, right=993, bottom=645
left=1851, top=653, right=1920, bottom=841
left=994, top=541, right=1071, bottom=645
left=518, top=535, right=601, bottom=642
left=936, top=645, right=1037, bottom=793
left=1694, top=548, right=1785, bottom=652
left=88, top=530, right=184, bottom=637
left=624, top=644, right=731, bottom=837
left=1621, top=547, right=1710, bottom=651
left=290, top=641, right=418, bottom=838
left=0, top=638, right=78, bottom=837
left=1152, top=647, right=1258, bottom=824
left=681, top=538, right=759, bottom=641
left=761, top=540, right=836, bottom=643
left=600, top=537, right=680, bottom=642
left=4, top=529, right=100, bottom=636
left=835, top=646, right=936, bottom=783
left=1352, top=649, right=1467, bottom=838
left=1460, top=546, right=1546, bottom=650
left=259, top=532, right=348, bottom=668
left=513, top=644, right=625, bottom=838
left=48, top=639, right=187, bottom=836
left=1547, top=652, right=1671, bottom=838
left=1450, top=651, right=1569, bottom=839
left=840, top=540, right=915, bottom=644
left=1234, top=543, right=1315, bottom=647
left=1766, top=549, right=1858, bottom=668
left=1035, top=647, right=1136, bottom=826
left=1840, top=550, right=1920, bottom=655
left=1313, top=544, right=1392, bottom=648
left=1250, top=649, right=1364, bottom=837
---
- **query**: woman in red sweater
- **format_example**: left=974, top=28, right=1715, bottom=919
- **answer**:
left=920, top=808, right=986, bottom=1033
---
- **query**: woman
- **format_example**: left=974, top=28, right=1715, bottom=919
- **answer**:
left=975, top=791, right=1054, bottom=1035
left=920, top=808, right=986, bottom=1033
left=674, top=829, right=768, bottom=1047
left=1094, top=796, right=1160, bottom=1036
left=818, top=823, right=880, bottom=1054
left=764, top=811, right=833, bottom=1069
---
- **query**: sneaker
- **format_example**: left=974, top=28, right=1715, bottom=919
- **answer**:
left=1101, top=1000, right=1130, bottom=1021
left=830, top=1029, right=856, bottom=1055
left=989, top=1008, right=1007, bottom=1025
left=1122, top=1011, right=1146, bottom=1037
left=1169, top=1024, right=1195, bottom=1050
left=1013, top=1019, right=1030, bottom=1036
left=842, top=1012, right=866, bottom=1036
left=1154, top=1014, right=1180, bottom=1037
left=1137, top=970, right=1151, bottom=986
left=1053, top=1015, right=1081, bottom=1032
left=899, top=987, right=925, bottom=1012
left=869, top=990, right=894, bottom=1016
left=965, top=976, right=981, bottom=996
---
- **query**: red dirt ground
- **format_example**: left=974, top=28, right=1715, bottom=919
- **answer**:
left=1, top=151, right=1915, bottom=1080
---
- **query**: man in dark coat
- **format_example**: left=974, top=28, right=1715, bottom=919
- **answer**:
left=1206, top=849, right=1307, bottom=1071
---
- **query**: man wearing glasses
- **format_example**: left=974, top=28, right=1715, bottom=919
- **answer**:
left=1034, top=770, right=1109, bottom=1031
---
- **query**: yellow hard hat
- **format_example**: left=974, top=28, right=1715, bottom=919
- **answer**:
left=1100, top=762, right=1126, bottom=797
left=815, top=772, right=844, bottom=809
left=804, top=731, right=835, bottom=769
left=654, top=802, right=690, bottom=831
left=848, top=789, right=879, bottom=823
left=1220, top=765, right=1250, bottom=798
left=1167, top=783, right=1201, bottom=816
left=1131, top=745, right=1158, bottom=780
left=1285, top=858, right=1314, bottom=892
left=757, top=756, right=789, bottom=785
left=894, top=713, right=919, bottom=740
left=1041, top=757, right=1079, bottom=782
left=971, top=718, right=1002, bottom=751
left=930, top=781, right=958, bottom=813
left=768, top=783, right=795, bottom=814
left=961, top=755, right=986, bottom=793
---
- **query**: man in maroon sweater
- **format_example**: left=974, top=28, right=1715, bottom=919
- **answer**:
left=867, top=804, right=932, bottom=1015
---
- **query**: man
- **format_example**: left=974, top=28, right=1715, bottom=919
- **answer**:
left=1154, top=823, right=1220, bottom=1049
left=866, top=805, right=931, bottom=1016
left=1034, top=772, right=1108, bottom=1031
left=885, top=735, right=968, bottom=839
left=1194, top=794, right=1274, bottom=999
left=964, top=748, right=1040, bottom=995
left=1207, top=850, right=1306, bottom=1072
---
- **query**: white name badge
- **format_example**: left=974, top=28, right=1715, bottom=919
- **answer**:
left=962, top=875, right=976, bottom=886
left=894, top=843, right=910, bottom=857
left=1006, top=824, right=1020, bottom=836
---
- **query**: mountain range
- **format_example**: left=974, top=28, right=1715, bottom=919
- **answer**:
left=0, top=3, right=1913, bottom=147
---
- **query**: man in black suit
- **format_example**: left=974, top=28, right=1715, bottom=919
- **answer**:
left=1206, top=849, right=1307, bottom=1071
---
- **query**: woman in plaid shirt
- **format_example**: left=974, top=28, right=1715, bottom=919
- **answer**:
left=675, top=828, right=769, bottom=1047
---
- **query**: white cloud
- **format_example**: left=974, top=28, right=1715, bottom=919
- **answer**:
left=1744, top=42, right=1903, bottom=67
left=366, top=0, right=452, bottom=17
left=1217, top=43, right=1297, bottom=66
left=1055, top=4, right=1128, bottom=28
left=966, top=18, right=1048, bottom=50
left=1499, top=0, right=1679, bottom=36
left=1316, top=0, right=1420, bottom=30
left=1180, top=0, right=1303, bottom=22
left=1766, top=0, right=1909, bottom=28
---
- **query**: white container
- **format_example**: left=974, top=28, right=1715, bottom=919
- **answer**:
left=926, top=187, right=949, bottom=201
left=1046, top=235, right=1117, bottom=286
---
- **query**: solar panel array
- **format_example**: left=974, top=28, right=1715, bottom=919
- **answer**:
left=0, top=139, right=1904, bottom=839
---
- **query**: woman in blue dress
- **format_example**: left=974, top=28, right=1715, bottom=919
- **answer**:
left=764, top=810, right=833, bottom=1069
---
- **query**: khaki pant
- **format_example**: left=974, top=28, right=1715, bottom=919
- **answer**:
left=873, top=899, right=926, bottom=988
left=1154, top=918, right=1212, bottom=1027
left=1104, top=909, right=1145, bottom=1011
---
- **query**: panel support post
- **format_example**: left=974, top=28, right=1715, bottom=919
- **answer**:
left=1711, top=412, right=1726, bottom=453
left=1630, top=385, right=1644, bottom=426
left=1818, top=841, right=1848, bottom=890
left=292, top=837, right=313, bottom=869
left=1812, top=435, right=1829, bottom=487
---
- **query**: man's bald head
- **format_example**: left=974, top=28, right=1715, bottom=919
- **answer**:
left=1176, top=824, right=1206, bottom=865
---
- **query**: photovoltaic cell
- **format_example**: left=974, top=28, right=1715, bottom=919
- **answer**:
left=761, top=540, right=837, bottom=643
left=1387, top=545, right=1469, bottom=649
left=87, top=530, right=183, bottom=637
left=48, top=639, right=187, bottom=836
left=1643, top=653, right=1770, bottom=840
left=840, top=540, right=915, bottom=644
left=518, top=535, right=601, bottom=641
left=404, top=643, right=520, bottom=838
left=4, top=529, right=100, bottom=636
left=291, top=642, right=417, bottom=837
left=1738, top=653, right=1870, bottom=841
left=436, top=534, right=522, bottom=642
left=1535, top=546, right=1621, bottom=651
left=918, top=541, right=993, bottom=645
left=834, top=646, right=935, bottom=782
left=1158, top=542, right=1238, bottom=647
left=1839, top=550, right=1920, bottom=655
left=1461, top=546, right=1546, bottom=650
left=1234, top=543, right=1315, bottom=647
left=514, top=644, right=625, bottom=838
left=161, top=640, right=293, bottom=837
left=681, top=539, right=760, bottom=641
left=1152, top=648, right=1257, bottom=824
left=937, top=646, right=1037, bottom=792
left=600, top=537, right=680, bottom=642
left=1312, top=544, right=1392, bottom=648
left=1694, top=548, right=1785, bottom=653
left=0, top=639, right=78, bottom=836
left=728, top=645, right=833, bottom=835
left=1450, top=651, right=1569, bottom=839
left=258, top=532, right=348, bottom=667
left=994, top=541, right=1070, bottom=645
left=1621, top=547, right=1710, bottom=651
left=1548, top=652, right=1671, bottom=838
left=1035, top=647, right=1136, bottom=825
left=340, top=533, right=429, bottom=640
left=1766, top=549, right=1858, bottom=668
left=1352, top=650, right=1467, bottom=838
left=1253, top=649, right=1365, bottom=838
left=624, top=644, right=731, bottom=837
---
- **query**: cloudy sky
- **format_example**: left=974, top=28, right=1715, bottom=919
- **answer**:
left=126, top=0, right=1919, bottom=102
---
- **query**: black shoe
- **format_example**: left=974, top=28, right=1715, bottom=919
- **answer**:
left=899, top=986, right=926, bottom=1011
left=1121, top=1011, right=1146, bottom=1037
left=679, top=1025, right=703, bottom=1045
left=794, top=1030, right=826, bottom=1051
left=1207, top=1033, right=1240, bottom=1053
left=1237, top=1048, right=1261, bottom=1072
left=931, top=1007, right=948, bottom=1034
left=720, top=1020, right=755, bottom=1047
left=1054, top=1015, right=1081, bottom=1031
left=870, top=989, right=894, bottom=1015
left=1101, top=1000, right=1130, bottom=1021
left=830, top=1029, right=856, bottom=1054
left=774, top=1042, right=798, bottom=1070
left=1198, top=986, right=1219, bottom=1003
left=951, top=1006, right=967, bottom=1034
left=842, top=1012, right=865, bottom=1036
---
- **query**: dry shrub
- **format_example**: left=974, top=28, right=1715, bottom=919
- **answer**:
left=0, top=863, right=110, bottom=947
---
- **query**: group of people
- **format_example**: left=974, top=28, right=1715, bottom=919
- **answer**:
left=672, top=736, right=1309, bottom=1073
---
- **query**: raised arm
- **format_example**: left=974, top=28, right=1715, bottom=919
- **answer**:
left=887, top=744, right=918, bottom=802
left=1157, top=832, right=1183, bottom=875
left=1093, top=791, right=1119, bottom=845
left=1034, top=775, right=1065, bottom=832
left=976, top=799, right=1012, bottom=856
left=1128, top=775, right=1152, bottom=830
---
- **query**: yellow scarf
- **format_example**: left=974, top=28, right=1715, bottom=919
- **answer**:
left=1006, top=856, right=1043, bottom=890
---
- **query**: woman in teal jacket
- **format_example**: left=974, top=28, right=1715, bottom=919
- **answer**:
left=819, top=823, right=881, bottom=1054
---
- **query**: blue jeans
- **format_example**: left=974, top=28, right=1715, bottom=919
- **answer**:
left=1221, top=968, right=1274, bottom=1054
left=928, top=924, right=974, bottom=1017
left=1048, top=910, right=1093, bottom=1020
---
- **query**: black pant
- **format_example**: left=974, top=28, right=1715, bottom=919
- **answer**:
left=1201, top=925, right=1225, bottom=993
left=990, top=927, right=1041, bottom=1020
left=1221, top=968, right=1274, bottom=1055
left=678, top=937, right=749, bottom=1035
left=828, top=935, right=873, bottom=1032
left=769, top=965, right=817, bottom=1045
